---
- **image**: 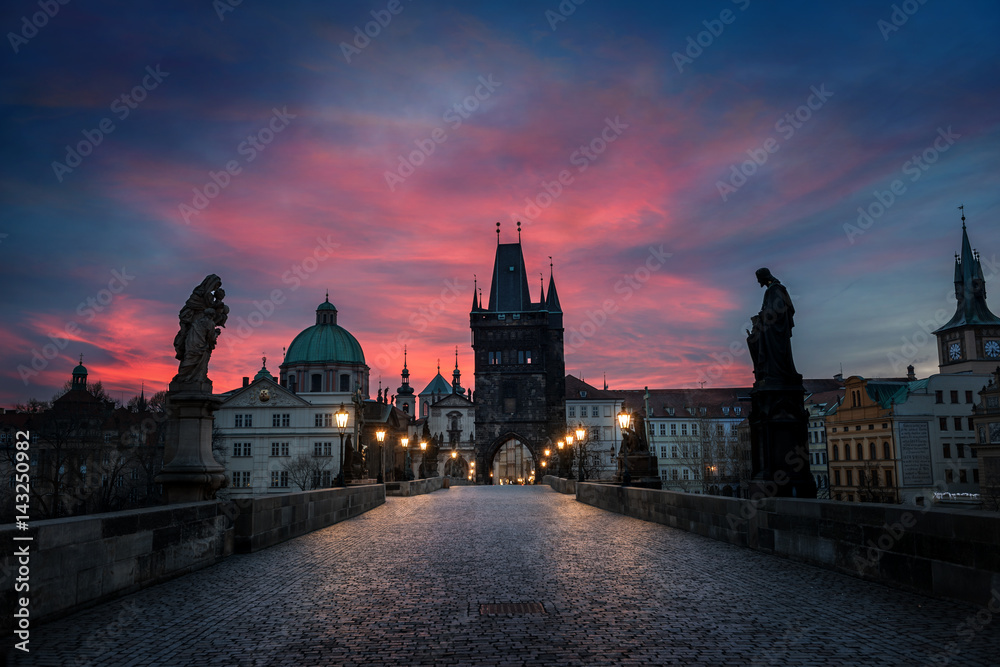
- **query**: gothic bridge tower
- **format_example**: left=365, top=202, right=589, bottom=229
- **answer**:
left=471, top=223, right=566, bottom=483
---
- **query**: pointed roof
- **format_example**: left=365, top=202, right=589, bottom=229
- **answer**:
left=419, top=371, right=453, bottom=397
left=397, top=346, right=414, bottom=396
left=487, top=242, right=534, bottom=312
left=545, top=266, right=562, bottom=313
left=936, top=216, right=1000, bottom=332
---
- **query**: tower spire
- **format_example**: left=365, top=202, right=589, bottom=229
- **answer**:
left=517, top=220, right=521, bottom=243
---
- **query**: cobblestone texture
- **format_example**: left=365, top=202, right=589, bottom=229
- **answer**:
left=7, top=486, right=999, bottom=666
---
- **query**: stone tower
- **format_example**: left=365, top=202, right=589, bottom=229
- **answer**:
left=470, top=223, right=566, bottom=483
left=934, top=211, right=1000, bottom=373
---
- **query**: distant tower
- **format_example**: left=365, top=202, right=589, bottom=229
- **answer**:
left=452, top=347, right=464, bottom=394
left=71, top=354, right=88, bottom=392
left=470, top=222, right=566, bottom=483
left=396, top=346, right=416, bottom=416
left=934, top=209, right=1000, bottom=373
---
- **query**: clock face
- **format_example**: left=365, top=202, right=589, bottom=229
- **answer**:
left=985, top=340, right=1000, bottom=358
left=949, top=342, right=961, bottom=361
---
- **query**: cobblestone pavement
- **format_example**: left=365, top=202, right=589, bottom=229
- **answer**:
left=7, top=486, right=999, bottom=666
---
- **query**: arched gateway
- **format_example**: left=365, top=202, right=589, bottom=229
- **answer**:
left=470, top=225, right=566, bottom=484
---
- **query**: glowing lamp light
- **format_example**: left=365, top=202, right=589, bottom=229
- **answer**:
left=401, top=437, right=409, bottom=449
left=617, top=407, right=632, bottom=431
left=420, top=441, right=427, bottom=451
left=375, top=429, right=386, bottom=444
left=575, top=427, right=586, bottom=441
left=335, top=404, right=349, bottom=431
left=565, top=435, right=574, bottom=447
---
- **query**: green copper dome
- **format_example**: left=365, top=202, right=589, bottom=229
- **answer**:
left=284, top=298, right=365, bottom=365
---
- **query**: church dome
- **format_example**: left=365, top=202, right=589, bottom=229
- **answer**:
left=284, top=297, right=366, bottom=365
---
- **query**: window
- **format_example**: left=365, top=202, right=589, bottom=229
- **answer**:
left=339, top=374, right=350, bottom=392
left=844, top=446, right=851, bottom=461
left=131, top=468, right=139, bottom=480
left=315, top=413, right=333, bottom=427
left=489, top=351, right=500, bottom=365
left=670, top=424, right=677, bottom=436
left=681, top=424, right=688, bottom=436
left=671, top=445, right=678, bottom=458
left=966, top=391, right=974, bottom=404
left=671, top=469, right=678, bottom=480
left=270, top=471, right=289, bottom=488
left=568, top=406, right=576, bottom=418
left=312, top=470, right=332, bottom=488
left=314, top=442, right=333, bottom=457
left=846, top=470, right=853, bottom=486
left=869, top=443, right=876, bottom=460
left=273, top=413, right=290, bottom=428
left=973, top=469, right=980, bottom=483
left=856, top=443, right=863, bottom=460
left=691, top=423, right=698, bottom=436
left=660, top=446, right=668, bottom=459
left=959, top=469, right=968, bottom=483
left=951, top=390, right=959, bottom=404
left=233, top=442, right=252, bottom=457
left=943, top=443, right=951, bottom=458
left=954, top=417, right=962, bottom=431
left=271, top=442, right=289, bottom=457
left=968, top=417, right=974, bottom=431
left=856, top=425, right=861, bottom=431
left=311, top=374, right=322, bottom=392
left=682, top=469, right=689, bottom=480
left=717, top=424, right=724, bottom=437
left=659, top=423, right=666, bottom=436
left=956, top=444, right=965, bottom=458
left=834, top=470, right=841, bottom=485
left=232, top=471, right=251, bottom=488
left=935, top=390, right=943, bottom=404
left=945, top=469, right=954, bottom=483
left=883, top=442, right=891, bottom=460
left=868, top=424, right=874, bottom=430
left=235, top=414, right=252, bottom=428
left=884, top=470, right=892, bottom=487
left=939, top=417, right=948, bottom=431
left=592, top=406, right=599, bottom=418
left=681, top=444, right=689, bottom=458
left=833, top=445, right=839, bottom=461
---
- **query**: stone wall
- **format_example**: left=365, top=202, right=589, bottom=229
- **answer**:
left=543, top=475, right=576, bottom=495
left=385, top=477, right=444, bottom=497
left=1, top=501, right=233, bottom=630
left=232, top=484, right=384, bottom=553
left=575, top=482, right=1000, bottom=607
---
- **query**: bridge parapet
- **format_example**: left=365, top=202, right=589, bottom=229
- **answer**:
left=575, top=482, right=1000, bottom=608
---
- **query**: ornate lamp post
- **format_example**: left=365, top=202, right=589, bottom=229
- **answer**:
left=575, top=426, right=586, bottom=482
left=401, top=436, right=412, bottom=481
left=419, top=440, right=427, bottom=479
left=618, top=406, right=632, bottom=486
left=335, top=403, right=349, bottom=487
left=556, top=440, right=565, bottom=477
left=375, top=429, right=386, bottom=484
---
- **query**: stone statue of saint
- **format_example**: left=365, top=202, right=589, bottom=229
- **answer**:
left=173, top=275, right=229, bottom=384
left=746, top=268, right=800, bottom=387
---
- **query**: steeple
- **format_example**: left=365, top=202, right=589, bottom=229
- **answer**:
left=545, top=257, right=562, bottom=313
left=395, top=346, right=415, bottom=415
left=937, top=209, right=1000, bottom=332
left=397, top=346, right=414, bottom=396
left=452, top=347, right=463, bottom=394
left=72, top=353, right=88, bottom=392
left=472, top=275, right=481, bottom=312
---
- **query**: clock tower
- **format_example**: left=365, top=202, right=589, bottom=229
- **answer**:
left=934, top=210, right=1000, bottom=373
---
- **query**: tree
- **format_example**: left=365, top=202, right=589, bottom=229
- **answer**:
left=280, top=454, right=331, bottom=491
left=857, top=459, right=897, bottom=504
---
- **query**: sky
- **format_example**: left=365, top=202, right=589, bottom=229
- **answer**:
left=2, top=0, right=999, bottom=407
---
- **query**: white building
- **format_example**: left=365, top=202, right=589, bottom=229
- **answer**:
left=564, top=375, right=625, bottom=480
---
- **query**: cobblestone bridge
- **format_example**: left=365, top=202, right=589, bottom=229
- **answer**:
left=7, top=486, right=997, bottom=666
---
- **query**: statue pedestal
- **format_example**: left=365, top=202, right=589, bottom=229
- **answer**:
left=155, top=380, right=227, bottom=503
left=749, top=383, right=816, bottom=499
left=617, top=452, right=663, bottom=489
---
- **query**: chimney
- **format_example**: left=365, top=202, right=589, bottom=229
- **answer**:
left=243, top=377, right=250, bottom=387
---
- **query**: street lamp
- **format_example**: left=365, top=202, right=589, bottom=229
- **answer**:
left=618, top=406, right=632, bottom=486
left=401, top=436, right=412, bottom=481
left=419, top=441, right=427, bottom=479
left=335, top=403, right=349, bottom=487
left=375, top=429, right=386, bottom=484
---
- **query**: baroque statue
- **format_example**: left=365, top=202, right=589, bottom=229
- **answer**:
left=746, top=268, right=800, bottom=387
left=173, top=274, right=229, bottom=384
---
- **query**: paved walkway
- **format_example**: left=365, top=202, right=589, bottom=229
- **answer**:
left=7, top=486, right=998, bottom=666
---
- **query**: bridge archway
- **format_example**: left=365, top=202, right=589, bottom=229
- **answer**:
left=478, top=432, right=541, bottom=484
